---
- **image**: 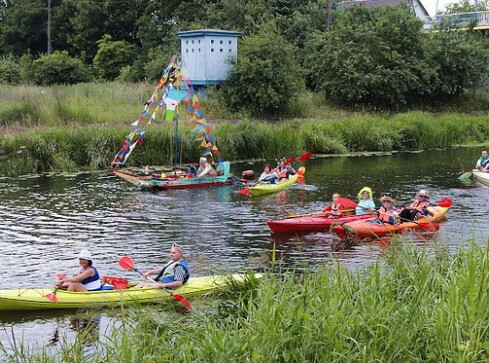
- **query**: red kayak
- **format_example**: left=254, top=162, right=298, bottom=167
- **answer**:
left=267, top=213, right=372, bottom=234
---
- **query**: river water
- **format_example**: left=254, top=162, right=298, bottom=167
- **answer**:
left=0, top=147, right=488, bottom=354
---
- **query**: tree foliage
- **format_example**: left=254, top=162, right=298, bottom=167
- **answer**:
left=93, top=35, right=136, bottom=81
left=223, top=25, right=303, bottom=116
left=306, top=5, right=489, bottom=110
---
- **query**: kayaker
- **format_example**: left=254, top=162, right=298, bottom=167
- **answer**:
left=398, top=190, right=434, bottom=221
left=134, top=243, right=190, bottom=289
left=55, top=249, right=102, bottom=292
left=375, top=196, right=399, bottom=225
left=323, top=193, right=344, bottom=217
left=277, top=160, right=296, bottom=180
left=259, top=164, right=279, bottom=183
left=355, top=186, right=375, bottom=215
left=476, top=150, right=489, bottom=171
left=196, top=157, right=218, bottom=177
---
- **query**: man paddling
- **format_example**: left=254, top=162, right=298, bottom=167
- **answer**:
left=476, top=150, right=489, bottom=171
left=134, top=244, right=190, bottom=289
left=398, top=190, right=434, bottom=221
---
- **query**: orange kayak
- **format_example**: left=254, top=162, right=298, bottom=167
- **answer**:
left=267, top=214, right=371, bottom=234
left=333, top=206, right=449, bottom=239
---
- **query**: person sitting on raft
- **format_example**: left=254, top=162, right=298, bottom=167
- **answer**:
left=476, top=150, right=489, bottom=171
left=134, top=243, right=190, bottom=289
left=355, top=186, right=375, bottom=215
left=374, top=196, right=399, bottom=225
left=323, top=193, right=344, bottom=217
left=398, top=190, right=434, bottom=221
left=196, top=157, right=219, bottom=177
left=259, top=164, right=279, bottom=183
left=55, top=249, right=102, bottom=292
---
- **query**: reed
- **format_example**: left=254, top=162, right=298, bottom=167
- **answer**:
left=5, top=241, right=489, bottom=362
left=1, top=110, right=489, bottom=175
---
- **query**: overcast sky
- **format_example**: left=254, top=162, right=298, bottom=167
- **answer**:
left=421, top=0, right=458, bottom=16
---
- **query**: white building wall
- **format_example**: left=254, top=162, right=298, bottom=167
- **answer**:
left=179, top=30, right=241, bottom=85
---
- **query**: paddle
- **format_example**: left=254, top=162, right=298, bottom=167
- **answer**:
left=436, top=198, right=452, bottom=208
left=45, top=273, right=67, bottom=303
left=118, top=256, right=192, bottom=310
left=238, top=151, right=313, bottom=196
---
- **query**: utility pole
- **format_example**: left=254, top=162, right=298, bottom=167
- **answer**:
left=326, top=0, right=333, bottom=28
left=47, top=0, right=52, bottom=54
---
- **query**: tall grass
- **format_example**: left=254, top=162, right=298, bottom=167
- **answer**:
left=1, top=111, right=489, bottom=175
left=7, top=241, right=489, bottom=362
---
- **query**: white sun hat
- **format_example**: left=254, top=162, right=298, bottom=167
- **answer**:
left=78, top=249, right=93, bottom=261
left=417, top=190, right=430, bottom=197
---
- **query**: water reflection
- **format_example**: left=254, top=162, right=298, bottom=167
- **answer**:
left=0, top=147, right=488, bottom=352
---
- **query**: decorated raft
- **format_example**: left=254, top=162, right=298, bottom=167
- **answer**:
left=111, top=55, right=231, bottom=189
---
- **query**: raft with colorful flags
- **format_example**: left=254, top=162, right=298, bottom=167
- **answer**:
left=111, top=55, right=232, bottom=189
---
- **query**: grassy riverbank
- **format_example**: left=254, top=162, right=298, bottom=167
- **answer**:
left=1, top=112, right=489, bottom=175
left=0, top=82, right=488, bottom=175
left=8, top=241, right=489, bottom=361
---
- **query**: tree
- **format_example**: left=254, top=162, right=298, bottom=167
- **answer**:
left=305, top=5, right=433, bottom=110
left=426, top=31, right=489, bottom=98
left=444, top=0, right=488, bottom=13
left=93, top=35, right=137, bottom=81
left=223, top=25, right=304, bottom=116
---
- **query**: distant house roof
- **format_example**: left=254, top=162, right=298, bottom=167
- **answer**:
left=177, top=29, right=244, bottom=38
left=337, top=0, right=430, bottom=18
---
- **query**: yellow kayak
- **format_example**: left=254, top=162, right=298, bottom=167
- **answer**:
left=249, top=174, right=299, bottom=197
left=0, top=273, right=259, bottom=311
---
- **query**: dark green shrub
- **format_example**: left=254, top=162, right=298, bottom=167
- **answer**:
left=31, top=51, right=90, bottom=85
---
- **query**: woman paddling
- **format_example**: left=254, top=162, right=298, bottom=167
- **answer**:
left=355, top=187, right=375, bottom=215
left=374, top=196, right=399, bottom=225
left=399, top=190, right=434, bottom=221
left=55, top=249, right=102, bottom=292
left=134, top=243, right=190, bottom=289
left=323, top=193, right=345, bottom=217
left=259, top=164, right=279, bottom=184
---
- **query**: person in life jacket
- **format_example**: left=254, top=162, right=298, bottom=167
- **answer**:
left=355, top=186, right=375, bottom=215
left=375, top=196, right=399, bottom=225
left=259, top=164, right=279, bottom=183
left=55, top=249, right=102, bottom=292
left=398, top=190, right=435, bottom=221
left=323, top=193, right=344, bottom=217
left=135, top=243, right=190, bottom=289
left=476, top=150, right=489, bottom=171
left=277, top=160, right=296, bottom=180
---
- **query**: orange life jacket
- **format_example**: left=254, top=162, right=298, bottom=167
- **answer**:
left=377, top=205, right=397, bottom=224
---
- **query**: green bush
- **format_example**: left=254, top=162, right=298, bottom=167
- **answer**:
left=223, top=25, right=304, bottom=117
left=31, top=51, right=90, bottom=85
left=0, top=54, right=20, bottom=84
left=93, top=34, right=137, bottom=81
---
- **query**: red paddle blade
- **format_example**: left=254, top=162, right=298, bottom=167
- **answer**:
left=337, top=197, right=358, bottom=208
left=436, top=198, right=452, bottom=208
left=45, top=292, right=58, bottom=303
left=173, top=294, right=192, bottom=310
left=298, top=151, right=313, bottom=162
left=283, top=156, right=296, bottom=166
left=56, top=273, right=67, bottom=280
left=119, top=256, right=135, bottom=271
left=238, top=188, right=250, bottom=195
left=418, top=222, right=440, bottom=232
